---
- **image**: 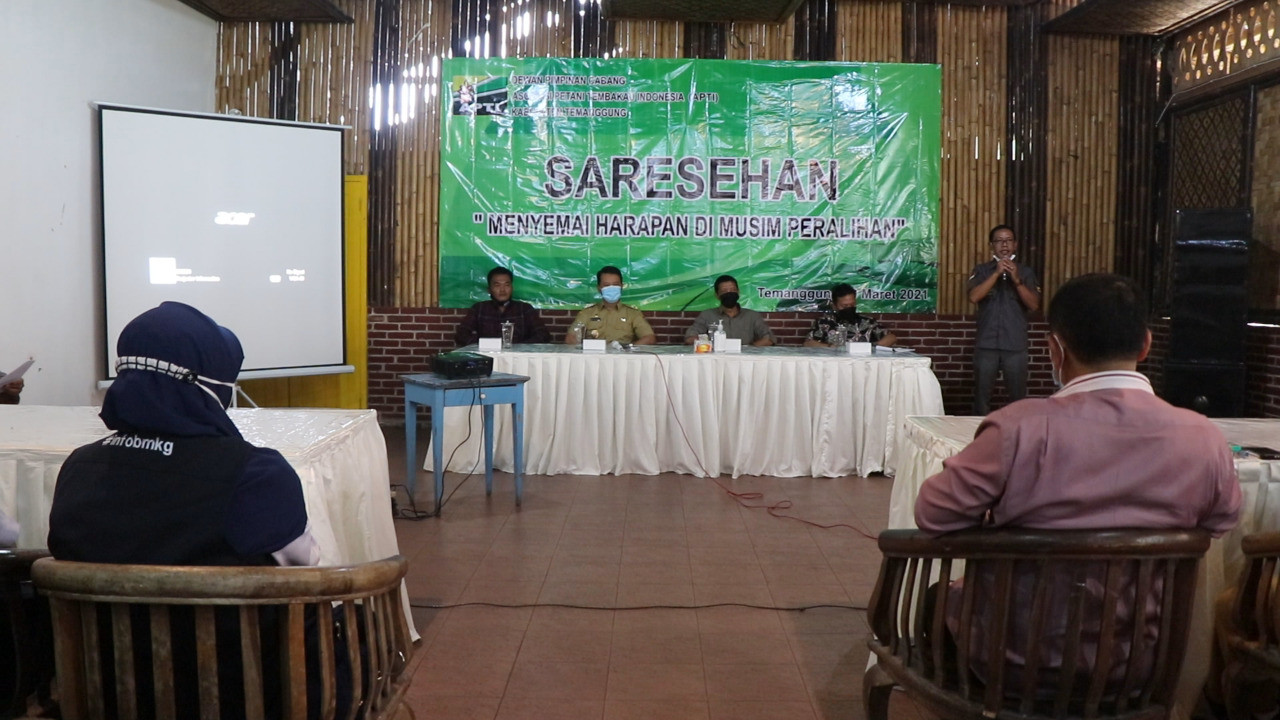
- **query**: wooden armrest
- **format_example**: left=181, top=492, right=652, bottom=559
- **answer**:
left=1243, top=532, right=1280, bottom=557
left=877, top=528, right=1209, bottom=559
left=32, top=555, right=407, bottom=604
left=1226, top=533, right=1280, bottom=648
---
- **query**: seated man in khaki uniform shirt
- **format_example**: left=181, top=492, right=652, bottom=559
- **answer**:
left=566, top=265, right=657, bottom=345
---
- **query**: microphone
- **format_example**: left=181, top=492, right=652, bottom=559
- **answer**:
left=995, top=253, right=1017, bottom=281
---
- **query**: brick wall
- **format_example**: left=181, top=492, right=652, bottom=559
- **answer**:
left=1246, top=323, right=1280, bottom=417
left=367, top=308, right=1280, bottom=422
left=1143, top=318, right=1280, bottom=418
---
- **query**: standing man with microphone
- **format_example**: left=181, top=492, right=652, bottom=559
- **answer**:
left=969, top=224, right=1041, bottom=414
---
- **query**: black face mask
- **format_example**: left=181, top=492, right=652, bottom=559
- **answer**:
left=835, top=307, right=861, bottom=324
left=719, top=292, right=739, bottom=308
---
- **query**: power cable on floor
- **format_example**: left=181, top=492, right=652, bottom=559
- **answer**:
left=394, top=386, right=483, bottom=519
left=408, top=600, right=866, bottom=612
left=637, top=349, right=880, bottom=541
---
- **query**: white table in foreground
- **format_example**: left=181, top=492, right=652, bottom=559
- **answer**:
left=0, top=405, right=418, bottom=641
left=429, top=344, right=944, bottom=478
left=890, top=415, right=1280, bottom=720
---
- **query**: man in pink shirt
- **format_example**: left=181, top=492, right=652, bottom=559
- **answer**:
left=915, top=273, right=1241, bottom=688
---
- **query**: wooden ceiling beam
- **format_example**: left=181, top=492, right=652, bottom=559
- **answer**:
left=175, top=0, right=353, bottom=23
left=1043, top=0, right=1238, bottom=36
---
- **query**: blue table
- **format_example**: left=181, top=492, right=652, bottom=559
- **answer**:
left=402, top=372, right=530, bottom=514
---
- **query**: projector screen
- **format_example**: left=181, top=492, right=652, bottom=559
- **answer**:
left=99, top=105, right=347, bottom=379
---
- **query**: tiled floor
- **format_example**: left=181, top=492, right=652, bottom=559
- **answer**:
left=384, top=426, right=930, bottom=720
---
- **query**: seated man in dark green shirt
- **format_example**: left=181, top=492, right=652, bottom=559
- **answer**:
left=684, top=275, right=774, bottom=346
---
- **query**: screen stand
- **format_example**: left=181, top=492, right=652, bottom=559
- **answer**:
left=234, top=385, right=260, bottom=409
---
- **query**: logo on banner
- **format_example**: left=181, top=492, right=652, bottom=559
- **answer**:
left=451, top=76, right=508, bottom=116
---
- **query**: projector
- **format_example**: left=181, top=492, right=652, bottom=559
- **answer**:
left=433, top=351, right=493, bottom=379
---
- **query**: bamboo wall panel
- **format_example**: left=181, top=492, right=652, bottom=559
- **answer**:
left=573, top=0, right=612, bottom=57
left=835, top=0, right=902, bottom=62
left=270, top=23, right=301, bottom=120
left=726, top=21, right=794, bottom=60
left=218, top=6, right=376, bottom=175
left=1042, top=33, right=1119, bottom=300
left=296, top=0, right=377, bottom=175
left=611, top=19, right=683, bottom=58
left=217, top=22, right=274, bottom=118
left=1114, top=36, right=1161, bottom=294
left=1252, top=83, right=1280, bottom=309
left=901, top=1, right=936, bottom=63
left=683, top=22, right=726, bottom=58
left=794, top=0, right=836, bottom=60
left=936, top=5, right=1006, bottom=315
left=388, top=0, right=450, bottom=306
left=1004, top=4, right=1047, bottom=273
left=495, top=0, right=575, bottom=58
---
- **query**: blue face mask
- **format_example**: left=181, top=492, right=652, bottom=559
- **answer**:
left=601, top=285, right=622, bottom=303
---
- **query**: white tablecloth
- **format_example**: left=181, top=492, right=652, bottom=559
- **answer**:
left=0, top=405, right=417, bottom=640
left=889, top=415, right=1280, bottom=720
left=429, top=344, right=945, bottom=478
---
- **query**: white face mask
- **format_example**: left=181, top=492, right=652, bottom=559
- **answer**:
left=1049, top=334, right=1064, bottom=388
left=116, top=356, right=238, bottom=408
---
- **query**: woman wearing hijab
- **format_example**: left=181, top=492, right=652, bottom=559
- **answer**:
left=47, top=302, right=332, bottom=719
left=48, top=301, right=316, bottom=566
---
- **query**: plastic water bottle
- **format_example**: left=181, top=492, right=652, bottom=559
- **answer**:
left=1231, top=444, right=1257, bottom=460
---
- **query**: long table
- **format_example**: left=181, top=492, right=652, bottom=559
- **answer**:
left=891, top=415, right=1280, bottom=720
left=0, top=405, right=418, bottom=640
left=427, top=344, right=945, bottom=478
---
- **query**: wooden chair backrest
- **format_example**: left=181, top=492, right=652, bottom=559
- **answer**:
left=867, top=528, right=1209, bottom=720
left=1229, top=531, right=1280, bottom=648
left=32, top=556, right=412, bottom=720
left=0, top=549, right=53, bottom=716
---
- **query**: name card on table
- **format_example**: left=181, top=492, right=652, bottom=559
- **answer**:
left=847, top=341, right=873, bottom=356
left=715, top=337, right=742, bottom=353
left=478, top=337, right=503, bottom=352
left=582, top=338, right=607, bottom=353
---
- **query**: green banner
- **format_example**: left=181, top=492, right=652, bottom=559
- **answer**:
left=439, top=58, right=940, bottom=312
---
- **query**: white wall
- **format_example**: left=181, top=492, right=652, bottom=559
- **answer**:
left=0, top=0, right=216, bottom=405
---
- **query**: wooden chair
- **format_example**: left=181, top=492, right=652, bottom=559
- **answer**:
left=865, top=528, right=1210, bottom=720
left=1215, top=531, right=1280, bottom=719
left=32, top=555, right=413, bottom=720
left=0, top=549, right=55, bottom=717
